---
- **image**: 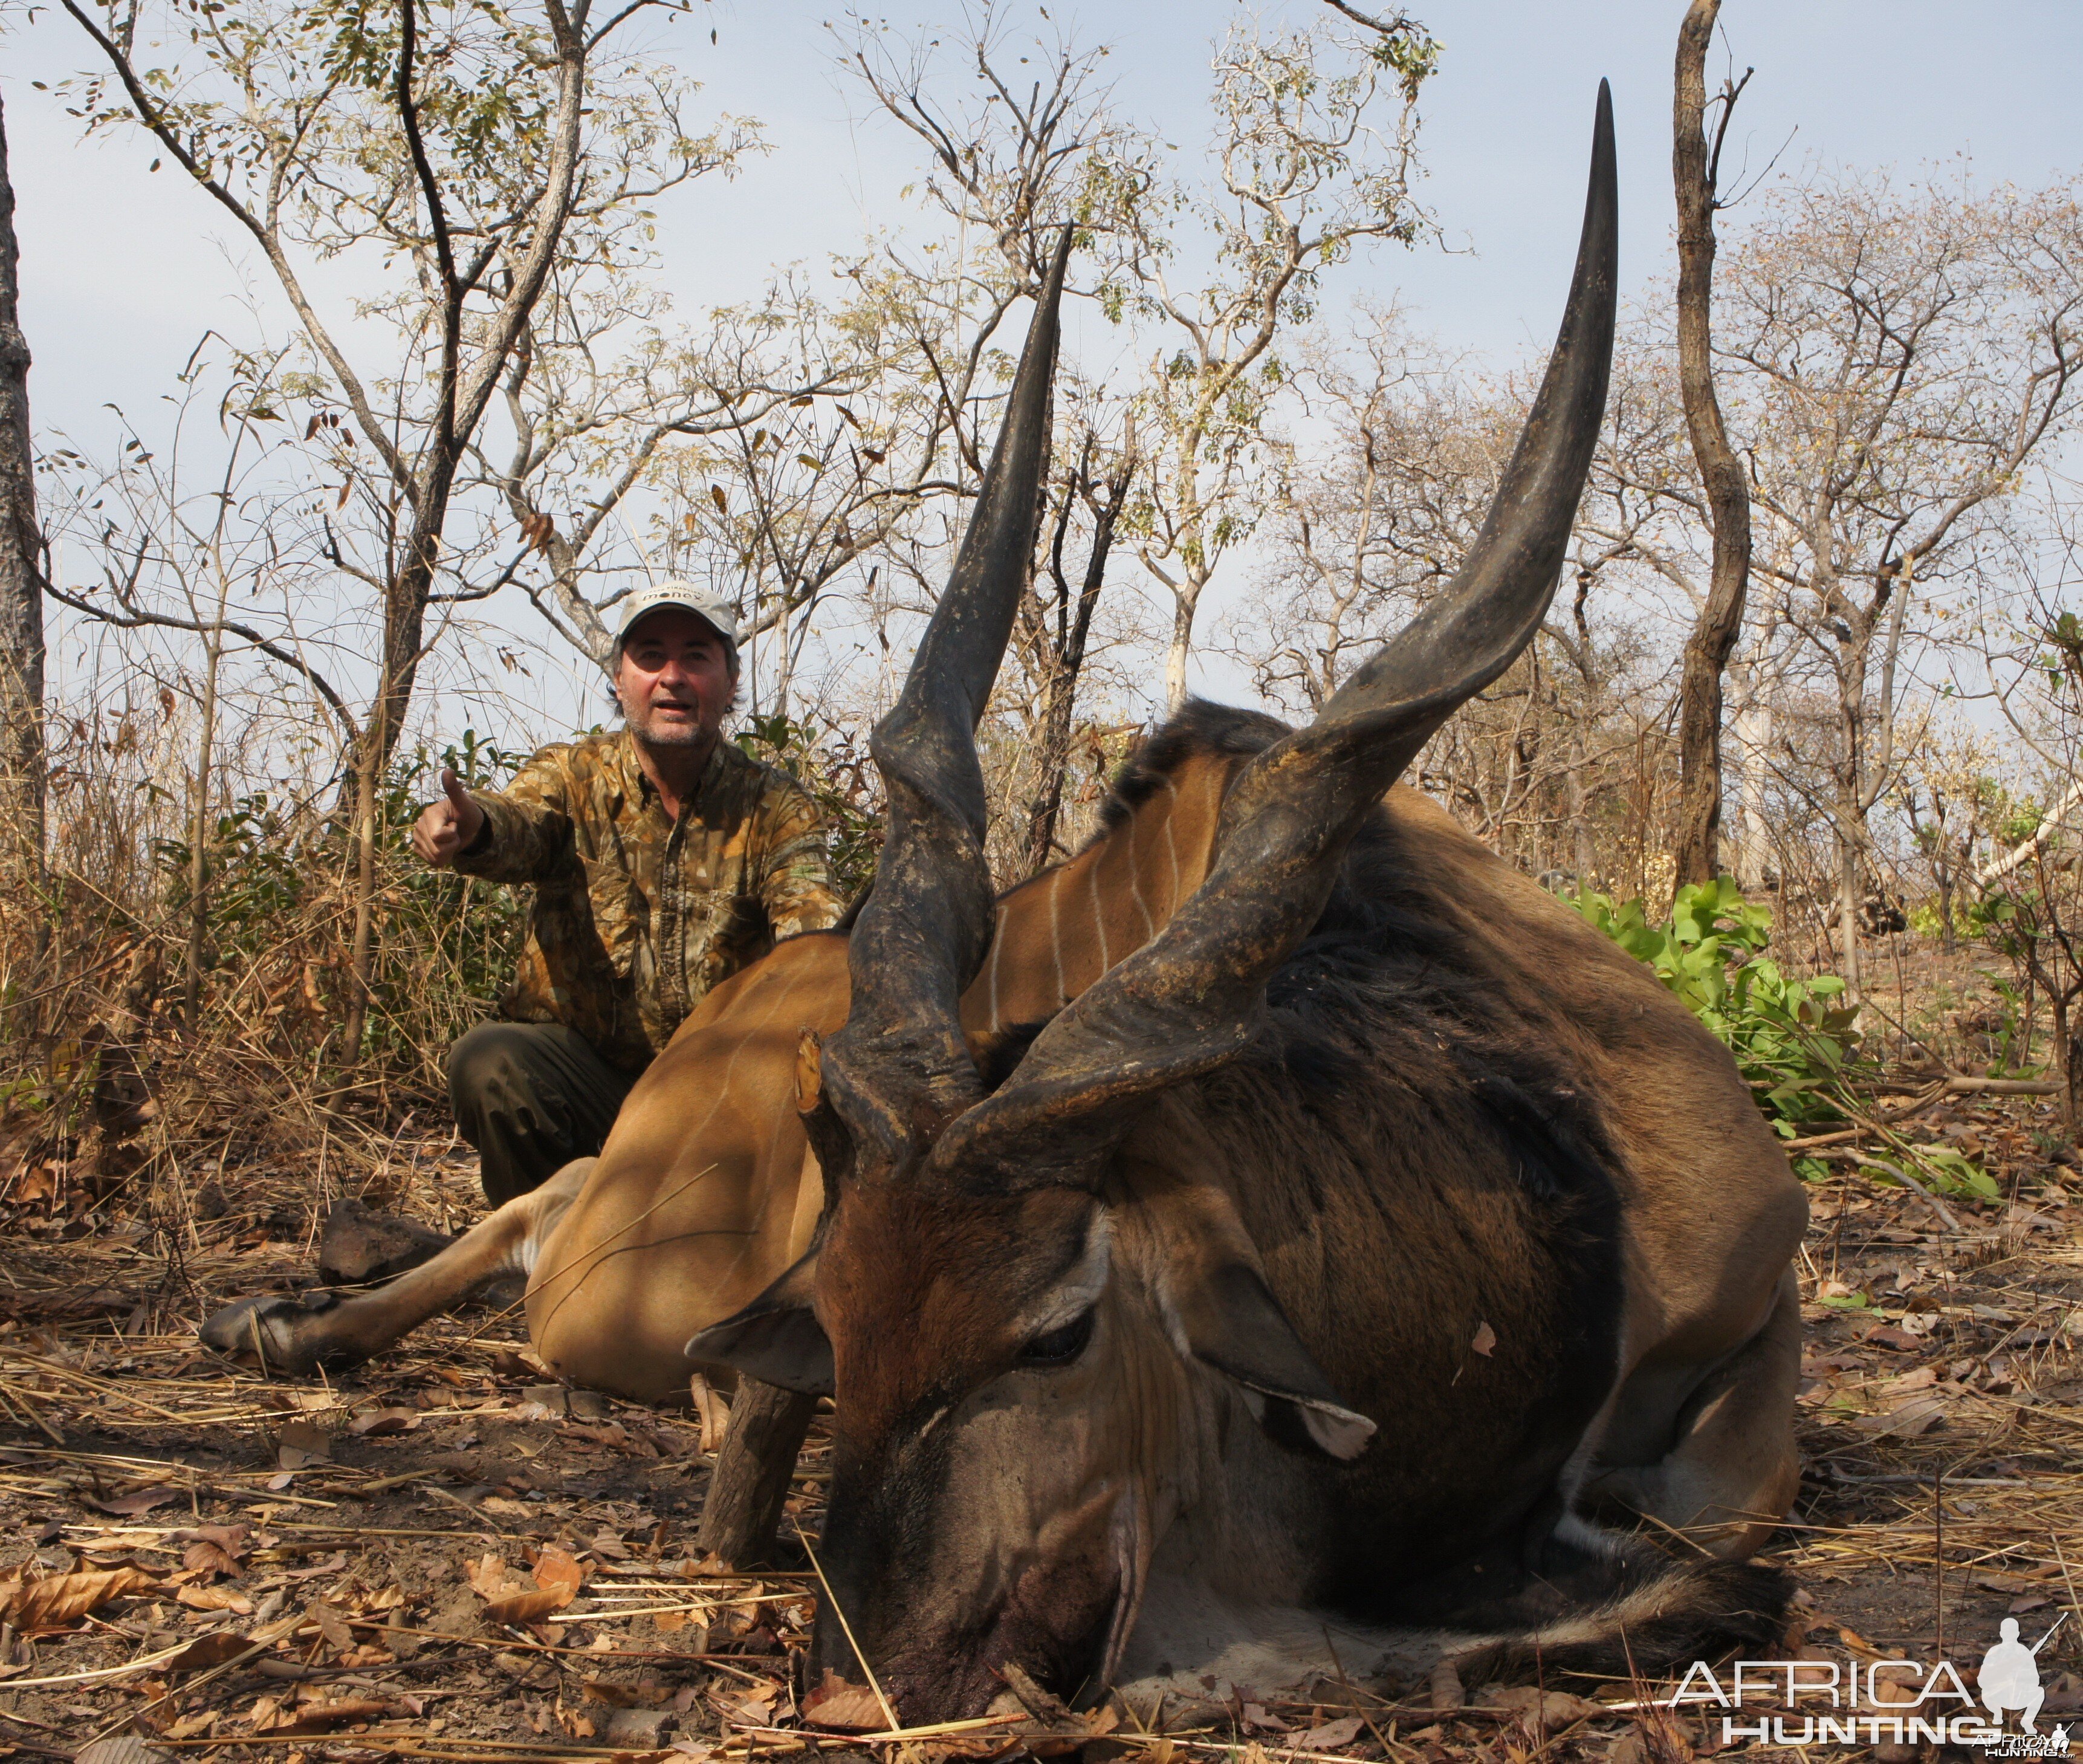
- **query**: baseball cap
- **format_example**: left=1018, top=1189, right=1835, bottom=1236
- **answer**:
left=614, top=580, right=742, bottom=655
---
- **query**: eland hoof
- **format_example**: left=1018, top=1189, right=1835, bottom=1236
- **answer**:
left=197, top=1289, right=360, bottom=1376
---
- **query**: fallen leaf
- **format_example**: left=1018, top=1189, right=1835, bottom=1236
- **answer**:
left=1488, top=1686, right=1607, bottom=1725
left=465, top=1547, right=584, bottom=1624
left=1864, top=1325, right=1924, bottom=1353
left=270, top=1698, right=394, bottom=1734
left=184, top=1540, right=242, bottom=1579
left=177, top=1583, right=256, bottom=1615
left=1853, top=1396, right=1945, bottom=1439
left=77, top=1737, right=164, bottom=1764
left=166, top=1631, right=254, bottom=1672
left=275, top=1551, right=349, bottom=1583
left=174, top=1523, right=250, bottom=1557
left=163, top=1710, right=218, bottom=1739
left=1881, top=1365, right=1938, bottom=1393
left=1295, top=1717, right=1365, bottom=1751
left=1470, top=1320, right=1498, bottom=1357
left=82, top=1487, right=183, bottom=1517
left=349, top=1409, right=419, bottom=1437
left=308, top=1600, right=354, bottom=1652
left=718, top=1684, right=783, bottom=1728
left=6, top=1566, right=154, bottom=1630
left=276, top=1420, right=332, bottom=1469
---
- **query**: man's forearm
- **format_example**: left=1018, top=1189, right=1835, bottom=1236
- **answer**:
left=452, top=788, right=566, bottom=884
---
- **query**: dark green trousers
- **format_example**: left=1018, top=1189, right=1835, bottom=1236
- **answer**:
left=447, top=1022, right=638, bottom=1207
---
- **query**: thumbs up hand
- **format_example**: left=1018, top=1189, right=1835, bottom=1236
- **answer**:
left=412, top=765, right=486, bottom=867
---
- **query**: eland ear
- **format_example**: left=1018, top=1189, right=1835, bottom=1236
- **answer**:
left=684, top=1252, right=834, bottom=1398
left=1130, top=1167, right=1375, bottom=1461
left=1172, top=1260, right=1376, bottom=1461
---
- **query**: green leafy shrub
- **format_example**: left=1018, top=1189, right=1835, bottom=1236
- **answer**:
left=1569, top=878, right=1862, bottom=1135
left=735, top=710, right=881, bottom=901
left=1567, top=879, right=1999, bottom=1201
left=147, top=732, right=528, bottom=1086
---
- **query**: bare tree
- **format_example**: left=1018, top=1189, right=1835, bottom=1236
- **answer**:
left=1670, top=0, right=1752, bottom=892
left=57, top=0, right=765, bottom=1059
left=60, top=0, right=748, bottom=770
left=1719, top=169, right=2083, bottom=994
left=0, top=92, right=41, bottom=873
left=1105, top=12, right=1439, bottom=709
left=1015, top=412, right=1138, bottom=875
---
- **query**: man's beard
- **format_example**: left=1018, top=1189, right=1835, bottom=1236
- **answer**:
left=630, top=704, right=718, bottom=747
left=635, top=718, right=713, bottom=747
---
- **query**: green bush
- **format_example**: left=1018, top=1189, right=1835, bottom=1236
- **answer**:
left=1566, top=878, right=1998, bottom=1202
left=147, top=731, right=528, bottom=1086
left=1569, top=877, right=1861, bottom=1135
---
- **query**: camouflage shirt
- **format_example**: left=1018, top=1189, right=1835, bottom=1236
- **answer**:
left=454, top=730, right=844, bottom=1072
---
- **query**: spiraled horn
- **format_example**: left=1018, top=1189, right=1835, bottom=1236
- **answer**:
left=928, top=86, right=1619, bottom=1190
left=820, top=227, right=1076, bottom=1175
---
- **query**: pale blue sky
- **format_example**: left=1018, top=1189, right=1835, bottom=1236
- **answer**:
left=7, top=0, right=2081, bottom=718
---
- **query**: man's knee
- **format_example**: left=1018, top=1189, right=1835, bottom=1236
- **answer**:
left=445, top=1020, right=549, bottom=1133
left=447, top=1022, right=543, bottom=1124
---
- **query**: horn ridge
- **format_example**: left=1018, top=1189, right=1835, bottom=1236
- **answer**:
left=821, top=226, right=1076, bottom=1167
left=928, top=88, right=1618, bottom=1188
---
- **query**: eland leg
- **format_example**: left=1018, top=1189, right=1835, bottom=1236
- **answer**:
left=1584, top=1267, right=1803, bottom=1560
left=696, top=1379, right=818, bottom=1569
left=199, top=1158, right=594, bottom=1375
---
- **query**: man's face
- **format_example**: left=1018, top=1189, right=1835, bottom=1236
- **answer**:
left=614, top=608, right=736, bottom=750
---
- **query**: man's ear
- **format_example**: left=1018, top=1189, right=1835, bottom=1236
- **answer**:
left=684, top=1251, right=834, bottom=1398
left=1125, top=1162, right=1375, bottom=1462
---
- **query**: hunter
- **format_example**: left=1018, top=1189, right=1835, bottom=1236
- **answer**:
left=412, top=583, right=844, bottom=1205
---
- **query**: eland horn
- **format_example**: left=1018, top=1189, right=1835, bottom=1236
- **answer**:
left=820, top=226, right=1075, bottom=1174
left=931, top=85, right=1619, bottom=1189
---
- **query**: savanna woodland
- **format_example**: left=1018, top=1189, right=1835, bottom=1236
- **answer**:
left=0, top=1, right=2079, bottom=1760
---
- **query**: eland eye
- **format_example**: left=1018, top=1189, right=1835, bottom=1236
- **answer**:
left=1018, top=1309, right=1095, bottom=1367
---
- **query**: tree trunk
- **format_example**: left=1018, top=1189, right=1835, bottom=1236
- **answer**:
left=1835, top=768, right=1863, bottom=1002
left=1670, top=0, right=1752, bottom=895
left=184, top=628, right=223, bottom=1030
left=1566, top=726, right=1594, bottom=884
left=1023, top=456, right=1126, bottom=877
left=697, top=1378, right=817, bottom=1569
left=0, top=94, right=44, bottom=873
left=1729, top=669, right=1774, bottom=892
left=340, top=696, right=386, bottom=1066
left=1162, top=578, right=1202, bottom=714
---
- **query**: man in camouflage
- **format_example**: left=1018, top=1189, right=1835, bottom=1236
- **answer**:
left=412, top=583, right=844, bottom=1205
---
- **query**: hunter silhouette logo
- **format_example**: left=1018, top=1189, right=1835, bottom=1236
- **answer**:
left=1667, top=1616, right=2072, bottom=1754
left=1981, top=1616, right=2064, bottom=1734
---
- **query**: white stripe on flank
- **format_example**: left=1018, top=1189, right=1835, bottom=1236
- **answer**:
left=1087, top=845, right=1110, bottom=974
left=1158, top=776, right=1182, bottom=917
left=1128, top=799, right=1158, bottom=944
left=1048, top=867, right=1069, bottom=1005
left=986, top=902, right=1006, bottom=1033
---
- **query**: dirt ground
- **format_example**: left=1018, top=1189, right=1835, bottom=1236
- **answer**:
left=0, top=977, right=2078, bottom=1764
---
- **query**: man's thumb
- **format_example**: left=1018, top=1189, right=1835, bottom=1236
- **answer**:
left=441, top=767, right=471, bottom=809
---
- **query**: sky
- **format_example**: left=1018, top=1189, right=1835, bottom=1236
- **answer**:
left=8, top=0, right=2083, bottom=728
